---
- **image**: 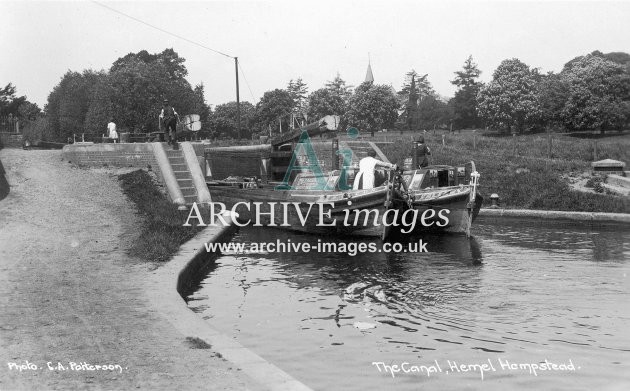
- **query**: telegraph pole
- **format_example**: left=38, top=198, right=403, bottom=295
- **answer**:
left=235, top=57, right=241, bottom=139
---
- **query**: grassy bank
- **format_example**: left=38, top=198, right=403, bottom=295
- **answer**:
left=118, top=170, right=204, bottom=262
left=378, top=131, right=630, bottom=213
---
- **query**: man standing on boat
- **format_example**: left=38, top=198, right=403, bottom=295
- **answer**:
left=160, top=99, right=179, bottom=147
left=413, top=136, right=431, bottom=168
left=353, top=150, right=396, bottom=190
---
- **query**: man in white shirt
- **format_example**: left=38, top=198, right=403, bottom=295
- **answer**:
left=353, top=150, right=396, bottom=190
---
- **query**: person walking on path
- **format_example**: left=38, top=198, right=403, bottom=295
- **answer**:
left=160, top=99, right=179, bottom=148
left=353, top=149, right=396, bottom=190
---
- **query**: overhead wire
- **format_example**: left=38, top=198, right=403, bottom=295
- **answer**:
left=91, top=1, right=259, bottom=108
left=238, top=62, right=256, bottom=102
left=91, top=0, right=234, bottom=59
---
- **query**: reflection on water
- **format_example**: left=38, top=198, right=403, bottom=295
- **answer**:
left=187, top=217, right=630, bottom=390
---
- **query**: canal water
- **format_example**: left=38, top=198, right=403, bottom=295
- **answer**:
left=186, top=217, right=630, bottom=390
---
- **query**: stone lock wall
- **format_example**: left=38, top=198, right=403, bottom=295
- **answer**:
left=62, top=143, right=163, bottom=181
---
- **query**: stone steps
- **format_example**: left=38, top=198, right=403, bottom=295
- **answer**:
left=166, top=148, right=198, bottom=205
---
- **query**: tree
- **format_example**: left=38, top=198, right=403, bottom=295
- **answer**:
left=324, top=73, right=353, bottom=104
left=17, top=101, right=42, bottom=122
left=287, top=78, right=308, bottom=123
left=477, top=58, right=542, bottom=133
left=255, top=89, right=295, bottom=134
left=306, top=88, right=345, bottom=121
left=559, top=54, right=630, bottom=132
left=46, top=49, right=207, bottom=140
left=100, top=49, right=206, bottom=133
left=417, top=96, right=450, bottom=129
left=45, top=70, right=103, bottom=141
left=0, top=83, right=40, bottom=121
left=564, top=50, right=630, bottom=74
left=1, top=83, right=22, bottom=116
left=396, top=70, right=437, bottom=131
left=192, top=83, right=211, bottom=129
left=450, top=55, right=483, bottom=129
left=346, top=82, right=399, bottom=133
left=84, top=77, right=115, bottom=137
left=209, top=101, right=255, bottom=139
left=110, top=48, right=187, bottom=79
left=398, top=70, right=435, bottom=102
left=536, top=72, right=569, bottom=131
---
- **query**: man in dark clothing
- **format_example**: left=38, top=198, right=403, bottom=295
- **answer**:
left=414, top=136, right=431, bottom=168
left=160, top=99, right=179, bottom=146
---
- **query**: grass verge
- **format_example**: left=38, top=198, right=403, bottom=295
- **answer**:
left=118, top=169, right=203, bottom=262
left=378, top=131, right=630, bottom=213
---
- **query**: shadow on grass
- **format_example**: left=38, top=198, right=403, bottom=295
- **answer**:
left=118, top=169, right=204, bottom=262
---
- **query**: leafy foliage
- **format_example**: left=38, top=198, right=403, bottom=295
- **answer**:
left=398, top=70, right=435, bottom=103
left=559, top=54, right=630, bottom=132
left=450, top=56, right=483, bottom=129
left=209, top=101, right=255, bottom=139
left=306, top=88, right=346, bottom=121
left=43, top=49, right=209, bottom=141
left=324, top=73, right=353, bottom=104
left=254, top=89, right=294, bottom=134
left=535, top=72, right=569, bottom=130
left=1, top=83, right=40, bottom=119
left=417, top=96, right=450, bottom=129
left=477, top=58, right=542, bottom=133
left=346, top=82, right=399, bottom=133
left=287, top=78, right=309, bottom=122
left=45, top=70, right=104, bottom=141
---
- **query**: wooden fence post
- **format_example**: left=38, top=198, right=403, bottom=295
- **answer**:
left=593, top=141, right=598, bottom=161
left=547, top=131, right=552, bottom=159
left=512, top=133, right=517, bottom=156
left=473, top=131, right=477, bottom=150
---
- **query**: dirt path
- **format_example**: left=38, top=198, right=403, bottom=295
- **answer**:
left=0, top=149, right=259, bottom=390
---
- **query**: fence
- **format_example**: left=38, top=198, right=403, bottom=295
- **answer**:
left=0, top=115, right=20, bottom=133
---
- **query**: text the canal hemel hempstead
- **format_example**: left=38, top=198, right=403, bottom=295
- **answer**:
left=372, top=358, right=579, bottom=380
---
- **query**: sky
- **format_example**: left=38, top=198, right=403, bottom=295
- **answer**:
left=2, top=0, right=630, bottom=109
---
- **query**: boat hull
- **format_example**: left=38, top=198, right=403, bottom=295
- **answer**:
left=208, top=185, right=391, bottom=236
left=206, top=183, right=482, bottom=237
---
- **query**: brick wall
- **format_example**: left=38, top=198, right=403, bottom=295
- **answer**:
left=62, top=143, right=163, bottom=181
left=0, top=132, right=24, bottom=148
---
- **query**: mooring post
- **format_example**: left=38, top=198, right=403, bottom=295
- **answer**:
left=412, top=139, right=418, bottom=169
left=332, top=138, right=339, bottom=170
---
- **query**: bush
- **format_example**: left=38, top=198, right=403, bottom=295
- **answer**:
left=21, top=116, right=54, bottom=143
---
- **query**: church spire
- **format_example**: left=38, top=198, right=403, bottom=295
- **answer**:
left=364, top=53, right=374, bottom=83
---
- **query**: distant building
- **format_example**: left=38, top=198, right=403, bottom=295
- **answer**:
left=365, top=61, right=374, bottom=83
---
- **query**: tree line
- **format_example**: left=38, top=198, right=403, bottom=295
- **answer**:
left=215, top=49, right=630, bottom=138
left=2, top=48, right=629, bottom=142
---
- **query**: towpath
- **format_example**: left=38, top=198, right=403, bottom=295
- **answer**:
left=0, top=149, right=260, bottom=390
